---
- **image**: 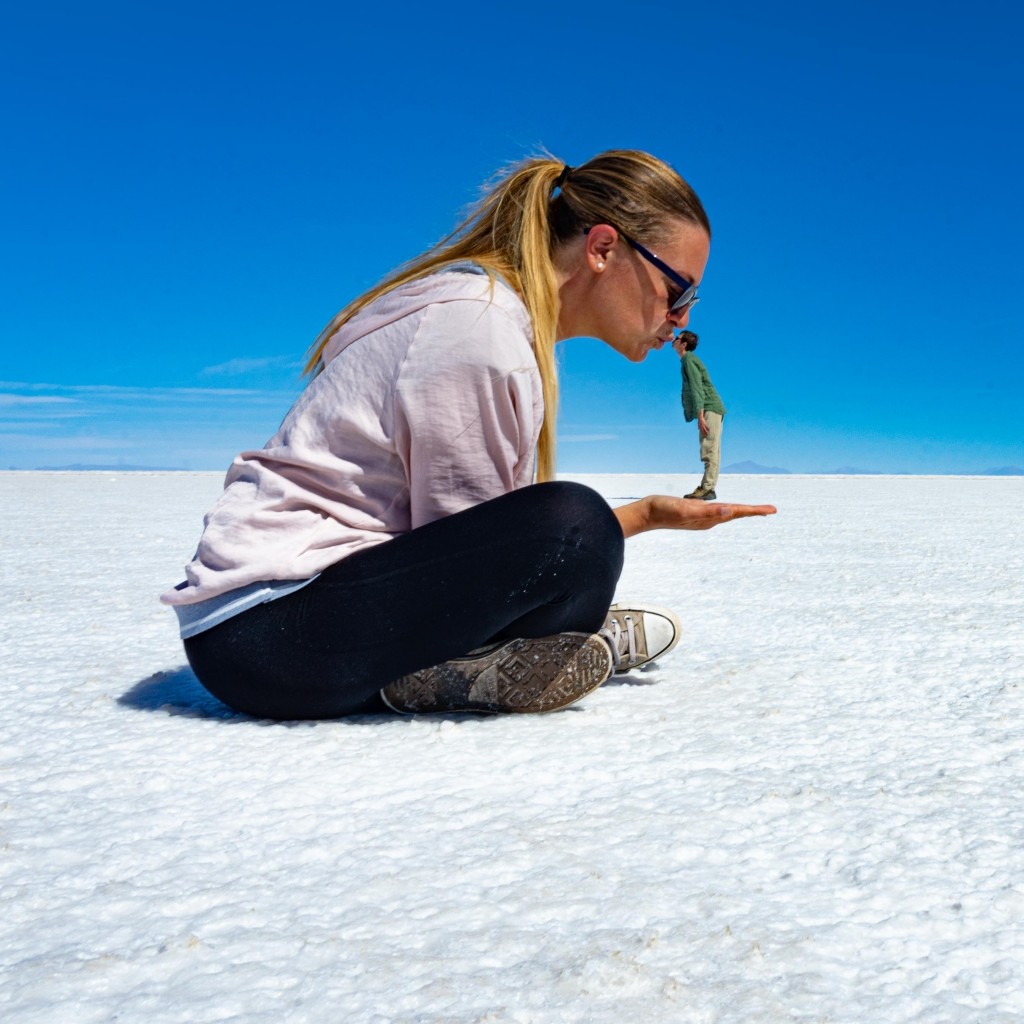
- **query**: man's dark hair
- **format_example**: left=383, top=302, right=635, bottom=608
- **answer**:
left=677, top=330, right=699, bottom=352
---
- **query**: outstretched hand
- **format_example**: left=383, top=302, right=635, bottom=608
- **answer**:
left=614, top=494, right=777, bottom=539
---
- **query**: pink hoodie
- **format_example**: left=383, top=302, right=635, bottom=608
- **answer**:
left=163, top=268, right=541, bottom=606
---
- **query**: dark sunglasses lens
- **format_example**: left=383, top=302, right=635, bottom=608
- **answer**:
left=671, top=288, right=698, bottom=313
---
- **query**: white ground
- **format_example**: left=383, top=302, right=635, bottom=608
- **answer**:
left=2, top=471, right=1022, bottom=1024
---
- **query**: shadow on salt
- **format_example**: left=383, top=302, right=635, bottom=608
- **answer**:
left=117, top=656, right=665, bottom=725
left=119, top=667, right=242, bottom=720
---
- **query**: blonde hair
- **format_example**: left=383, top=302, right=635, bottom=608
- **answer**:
left=304, top=149, right=710, bottom=481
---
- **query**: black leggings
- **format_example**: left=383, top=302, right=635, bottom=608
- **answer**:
left=183, top=481, right=625, bottom=719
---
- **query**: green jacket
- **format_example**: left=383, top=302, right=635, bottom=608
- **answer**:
left=681, top=353, right=726, bottom=423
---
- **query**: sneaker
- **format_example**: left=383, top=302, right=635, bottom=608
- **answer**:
left=684, top=487, right=717, bottom=500
left=601, top=603, right=682, bottom=673
left=380, top=632, right=613, bottom=715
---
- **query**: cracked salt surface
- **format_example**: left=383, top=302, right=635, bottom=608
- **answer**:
left=2, top=471, right=1022, bottom=1023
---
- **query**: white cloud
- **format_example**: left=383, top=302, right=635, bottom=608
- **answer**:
left=0, top=381, right=302, bottom=469
left=0, top=432, right=137, bottom=451
left=199, top=357, right=301, bottom=378
left=0, top=393, right=77, bottom=407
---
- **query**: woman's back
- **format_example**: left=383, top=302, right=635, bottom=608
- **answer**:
left=164, top=268, right=541, bottom=606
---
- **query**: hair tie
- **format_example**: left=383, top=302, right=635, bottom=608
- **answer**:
left=554, top=164, right=574, bottom=191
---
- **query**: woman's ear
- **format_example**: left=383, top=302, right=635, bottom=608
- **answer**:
left=584, top=224, right=619, bottom=273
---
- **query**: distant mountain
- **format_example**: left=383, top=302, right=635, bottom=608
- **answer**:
left=983, top=466, right=1024, bottom=476
left=722, top=460, right=791, bottom=474
left=824, top=466, right=881, bottom=475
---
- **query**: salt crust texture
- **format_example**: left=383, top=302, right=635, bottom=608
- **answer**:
left=1, top=471, right=1022, bottom=1024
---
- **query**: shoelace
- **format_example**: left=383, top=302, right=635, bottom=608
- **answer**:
left=599, top=614, right=639, bottom=671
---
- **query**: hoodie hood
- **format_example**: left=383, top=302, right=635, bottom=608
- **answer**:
left=321, top=265, right=530, bottom=366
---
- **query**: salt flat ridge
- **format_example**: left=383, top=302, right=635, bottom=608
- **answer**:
left=1, top=471, right=1022, bottom=1023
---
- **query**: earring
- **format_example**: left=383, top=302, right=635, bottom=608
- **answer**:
left=596, top=261, right=605, bottom=270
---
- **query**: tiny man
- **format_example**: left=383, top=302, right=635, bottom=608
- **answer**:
left=673, top=330, right=726, bottom=500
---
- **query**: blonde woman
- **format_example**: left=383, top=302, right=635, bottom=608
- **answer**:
left=162, top=150, right=776, bottom=719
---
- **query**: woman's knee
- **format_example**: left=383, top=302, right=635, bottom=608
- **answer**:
left=533, top=480, right=623, bottom=543
left=521, top=481, right=624, bottom=592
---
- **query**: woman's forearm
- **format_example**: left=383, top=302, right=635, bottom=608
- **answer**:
left=613, top=498, right=652, bottom=539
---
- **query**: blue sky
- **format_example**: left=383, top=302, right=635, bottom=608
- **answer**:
left=2, top=0, right=1021, bottom=474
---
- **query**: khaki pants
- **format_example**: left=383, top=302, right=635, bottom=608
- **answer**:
left=699, top=410, right=723, bottom=491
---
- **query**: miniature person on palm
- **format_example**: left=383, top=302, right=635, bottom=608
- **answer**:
left=674, top=330, right=726, bottom=500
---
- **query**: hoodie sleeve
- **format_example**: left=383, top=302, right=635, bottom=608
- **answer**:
left=393, top=295, right=541, bottom=528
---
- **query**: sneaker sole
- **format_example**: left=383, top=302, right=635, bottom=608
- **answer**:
left=380, top=633, right=613, bottom=715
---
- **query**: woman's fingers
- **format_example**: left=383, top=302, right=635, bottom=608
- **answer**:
left=712, top=502, right=778, bottom=518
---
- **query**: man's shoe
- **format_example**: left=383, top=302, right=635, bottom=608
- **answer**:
left=380, top=632, right=613, bottom=715
left=684, top=487, right=706, bottom=499
left=684, top=487, right=717, bottom=500
left=701, top=489, right=717, bottom=500
left=601, top=603, right=682, bottom=673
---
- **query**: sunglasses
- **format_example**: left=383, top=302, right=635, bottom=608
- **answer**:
left=620, top=234, right=700, bottom=314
